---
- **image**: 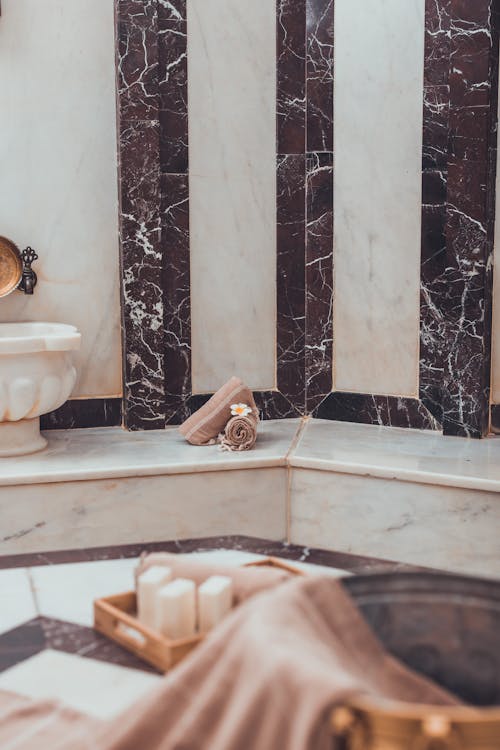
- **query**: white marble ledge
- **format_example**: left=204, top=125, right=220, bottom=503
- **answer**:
left=0, top=419, right=301, bottom=487
left=291, top=419, right=500, bottom=494
left=4, top=417, right=500, bottom=493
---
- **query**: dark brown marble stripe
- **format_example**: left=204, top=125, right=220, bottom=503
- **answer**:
left=306, top=0, right=334, bottom=152
left=161, top=174, right=191, bottom=425
left=40, top=399, right=122, bottom=430
left=116, top=0, right=166, bottom=431
left=277, top=0, right=306, bottom=154
left=275, top=154, right=306, bottom=418
left=441, top=0, right=499, bottom=437
left=0, top=536, right=436, bottom=576
left=305, top=152, right=333, bottom=413
left=315, top=392, right=441, bottom=431
left=158, top=0, right=188, bottom=174
left=419, top=0, right=450, bottom=428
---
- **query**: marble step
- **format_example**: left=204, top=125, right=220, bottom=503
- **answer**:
left=1, top=417, right=499, bottom=577
left=290, top=420, right=500, bottom=579
left=0, top=420, right=300, bottom=555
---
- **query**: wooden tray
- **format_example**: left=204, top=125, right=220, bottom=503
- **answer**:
left=94, top=557, right=304, bottom=673
left=94, top=591, right=203, bottom=673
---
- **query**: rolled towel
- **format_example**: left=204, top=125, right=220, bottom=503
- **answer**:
left=179, top=376, right=259, bottom=446
left=218, top=415, right=258, bottom=452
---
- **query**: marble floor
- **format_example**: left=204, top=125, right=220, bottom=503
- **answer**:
left=0, top=536, right=430, bottom=719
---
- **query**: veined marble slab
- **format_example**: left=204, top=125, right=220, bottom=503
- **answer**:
left=0, top=0, right=121, bottom=398
left=0, top=468, right=287, bottom=554
left=290, top=468, right=500, bottom=578
left=333, top=0, right=424, bottom=397
left=291, top=419, right=500, bottom=493
left=188, top=0, right=277, bottom=393
left=0, top=420, right=300, bottom=486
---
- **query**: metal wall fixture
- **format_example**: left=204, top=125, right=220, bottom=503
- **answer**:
left=0, top=237, right=39, bottom=297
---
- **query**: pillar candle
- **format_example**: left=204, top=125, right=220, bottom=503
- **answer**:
left=137, top=565, right=172, bottom=629
left=198, top=575, right=233, bottom=633
left=157, top=578, right=196, bottom=640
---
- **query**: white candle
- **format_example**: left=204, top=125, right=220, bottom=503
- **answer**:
left=157, top=578, right=196, bottom=640
left=137, top=565, right=172, bottom=629
left=198, top=575, right=233, bottom=633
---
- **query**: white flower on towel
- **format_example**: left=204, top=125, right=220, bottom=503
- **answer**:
left=230, top=403, right=252, bottom=417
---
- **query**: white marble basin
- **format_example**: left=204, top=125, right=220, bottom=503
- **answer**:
left=0, top=323, right=81, bottom=456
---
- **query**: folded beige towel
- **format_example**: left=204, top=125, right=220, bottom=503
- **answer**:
left=135, top=552, right=292, bottom=604
left=0, top=577, right=460, bottom=750
left=179, top=376, right=259, bottom=446
left=218, top=414, right=258, bottom=452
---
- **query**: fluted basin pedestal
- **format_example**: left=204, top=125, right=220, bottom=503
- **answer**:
left=0, top=418, right=47, bottom=457
left=0, top=323, right=81, bottom=457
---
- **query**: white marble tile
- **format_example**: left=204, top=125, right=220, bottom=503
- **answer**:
left=333, top=0, right=424, bottom=396
left=0, top=650, right=160, bottom=719
left=30, top=559, right=138, bottom=626
left=0, top=420, right=299, bottom=486
left=0, top=467, right=287, bottom=554
left=188, top=0, right=277, bottom=393
left=0, top=0, right=121, bottom=398
left=0, top=569, right=37, bottom=635
left=290, top=468, right=500, bottom=578
left=291, top=419, right=500, bottom=492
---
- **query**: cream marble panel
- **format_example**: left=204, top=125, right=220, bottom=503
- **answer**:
left=0, top=651, right=160, bottom=719
left=0, top=0, right=121, bottom=398
left=0, top=468, right=287, bottom=554
left=333, top=0, right=424, bottom=397
left=188, top=0, right=276, bottom=393
left=290, top=468, right=500, bottom=578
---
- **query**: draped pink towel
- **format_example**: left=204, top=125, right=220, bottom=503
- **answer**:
left=0, top=577, right=459, bottom=750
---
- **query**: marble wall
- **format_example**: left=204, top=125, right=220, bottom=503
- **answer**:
left=0, top=0, right=122, bottom=400
left=333, top=0, right=424, bottom=398
left=188, top=0, right=277, bottom=394
left=115, top=0, right=498, bottom=438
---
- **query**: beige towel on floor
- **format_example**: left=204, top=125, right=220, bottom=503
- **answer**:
left=0, top=690, right=102, bottom=750
left=0, top=578, right=460, bottom=750
left=179, top=377, right=258, bottom=445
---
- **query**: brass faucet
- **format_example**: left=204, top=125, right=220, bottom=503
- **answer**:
left=18, top=247, right=38, bottom=295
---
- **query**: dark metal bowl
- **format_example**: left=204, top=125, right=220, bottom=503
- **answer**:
left=343, top=572, right=500, bottom=706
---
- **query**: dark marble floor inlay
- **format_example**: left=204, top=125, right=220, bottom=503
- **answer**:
left=0, top=536, right=440, bottom=677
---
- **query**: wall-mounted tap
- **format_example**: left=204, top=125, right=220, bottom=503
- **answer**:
left=18, top=247, right=38, bottom=295
left=0, top=237, right=39, bottom=298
